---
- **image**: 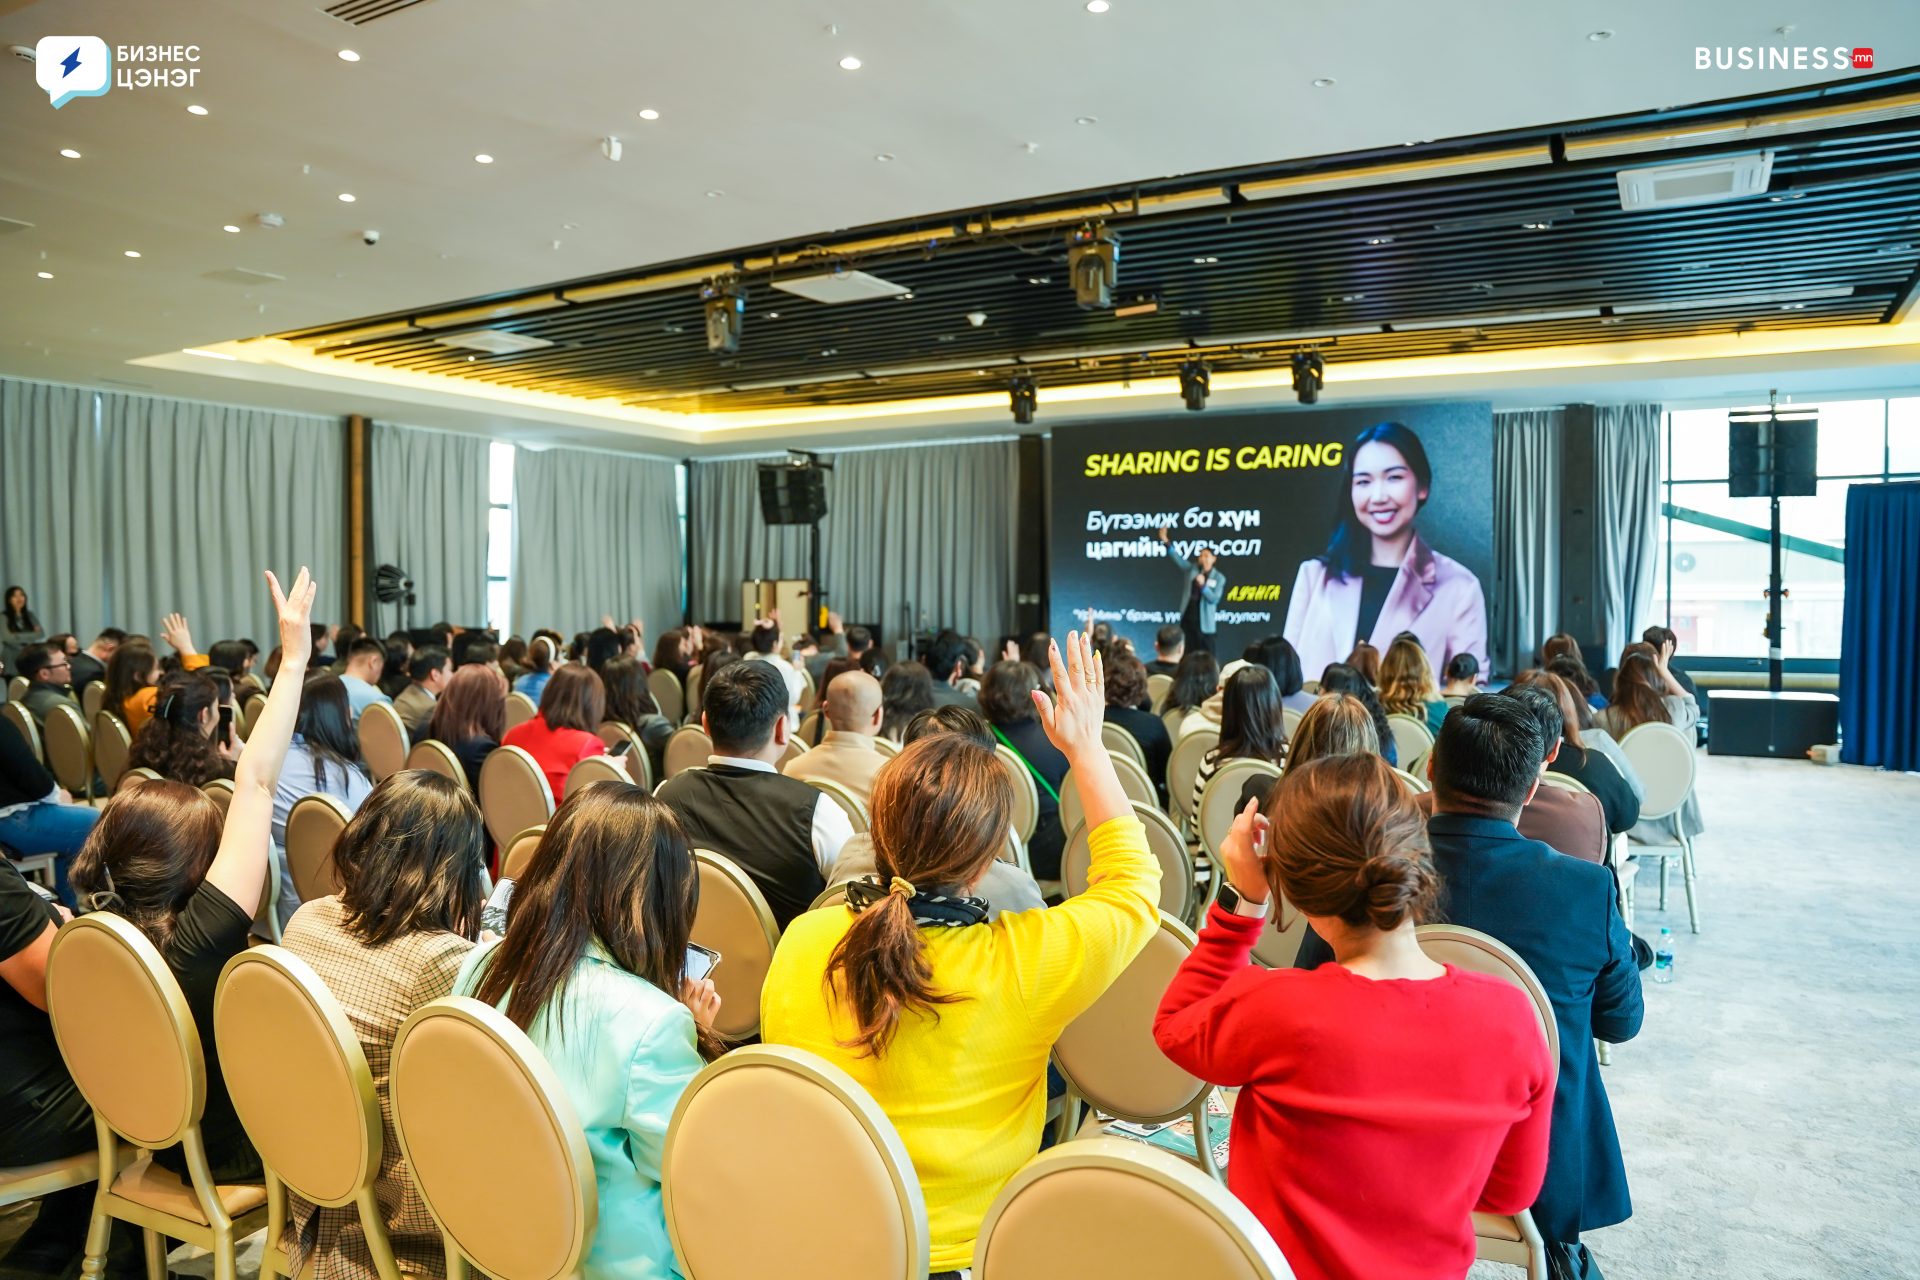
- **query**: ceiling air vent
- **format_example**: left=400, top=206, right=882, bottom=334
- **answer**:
left=433, top=329, right=555, bottom=355
left=323, top=0, right=436, bottom=25
left=771, top=270, right=913, bottom=304
left=1617, top=151, right=1773, bottom=211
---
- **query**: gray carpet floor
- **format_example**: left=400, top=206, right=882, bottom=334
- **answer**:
left=1506, top=754, right=1920, bottom=1280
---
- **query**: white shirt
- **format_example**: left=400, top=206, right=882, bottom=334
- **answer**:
left=707, top=753, right=853, bottom=876
left=743, top=651, right=805, bottom=727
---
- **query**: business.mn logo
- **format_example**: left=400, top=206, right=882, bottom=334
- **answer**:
left=1694, top=45, right=1874, bottom=71
left=34, top=36, right=110, bottom=108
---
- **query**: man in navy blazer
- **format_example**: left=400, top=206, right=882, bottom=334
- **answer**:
left=1294, top=693, right=1643, bottom=1279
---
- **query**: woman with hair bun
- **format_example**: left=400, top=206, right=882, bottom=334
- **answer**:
left=1154, top=754, right=1552, bottom=1280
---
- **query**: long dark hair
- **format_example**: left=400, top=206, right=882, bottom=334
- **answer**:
left=1320, top=421, right=1432, bottom=580
left=430, top=663, right=506, bottom=746
left=1216, top=666, right=1288, bottom=765
left=879, top=661, right=935, bottom=741
left=468, top=783, right=723, bottom=1060
left=1542, top=635, right=1599, bottom=697
left=72, top=781, right=224, bottom=951
left=104, top=641, right=159, bottom=720
left=1318, top=662, right=1396, bottom=761
left=824, top=734, right=1009, bottom=1056
left=1168, top=649, right=1220, bottom=714
left=1608, top=652, right=1672, bottom=732
left=3, top=586, right=36, bottom=634
left=127, top=670, right=231, bottom=787
left=296, top=674, right=367, bottom=793
left=538, top=664, right=605, bottom=733
left=335, top=771, right=488, bottom=947
left=601, top=657, right=660, bottom=727
left=1243, top=635, right=1303, bottom=698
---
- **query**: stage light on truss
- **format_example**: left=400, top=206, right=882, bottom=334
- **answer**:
left=701, top=275, right=747, bottom=354
left=1178, top=359, right=1210, bottom=411
left=1290, top=348, right=1325, bottom=404
left=1008, top=376, right=1038, bottom=425
left=1066, top=220, right=1120, bottom=309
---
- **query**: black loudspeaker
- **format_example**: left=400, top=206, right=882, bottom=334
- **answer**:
left=757, top=464, right=828, bottom=525
left=1729, top=412, right=1817, bottom=498
left=1558, top=405, right=1603, bottom=652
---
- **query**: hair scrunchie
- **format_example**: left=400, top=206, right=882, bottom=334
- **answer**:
left=887, top=876, right=916, bottom=899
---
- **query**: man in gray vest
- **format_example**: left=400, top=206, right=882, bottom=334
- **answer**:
left=1156, top=526, right=1226, bottom=655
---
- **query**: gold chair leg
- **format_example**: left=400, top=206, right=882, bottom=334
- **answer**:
left=142, top=1230, right=166, bottom=1280
left=210, top=1225, right=236, bottom=1280
left=1681, top=835, right=1701, bottom=934
left=1190, top=1099, right=1226, bottom=1185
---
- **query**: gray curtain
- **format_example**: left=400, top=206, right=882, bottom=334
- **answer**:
left=689, top=441, right=1019, bottom=643
left=511, top=446, right=683, bottom=637
left=0, top=378, right=106, bottom=639
left=1595, top=404, right=1663, bottom=661
left=97, top=391, right=347, bottom=647
left=369, top=423, right=489, bottom=630
left=1492, top=409, right=1563, bottom=676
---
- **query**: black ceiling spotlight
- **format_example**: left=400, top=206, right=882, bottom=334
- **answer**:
left=701, top=274, right=746, bottom=354
left=1290, top=348, right=1326, bottom=405
left=1008, top=376, right=1038, bottom=425
left=1178, top=359, right=1210, bottom=412
left=1066, top=220, right=1119, bottom=309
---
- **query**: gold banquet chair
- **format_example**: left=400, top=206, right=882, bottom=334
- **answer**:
left=478, top=746, right=555, bottom=851
left=499, top=825, right=548, bottom=882
left=391, top=998, right=596, bottom=1280
left=213, top=946, right=404, bottom=1280
left=46, top=914, right=269, bottom=1280
left=663, top=1046, right=928, bottom=1280
left=285, top=793, right=354, bottom=904
left=358, top=702, right=411, bottom=784
left=1062, top=805, right=1194, bottom=923
left=403, top=739, right=468, bottom=792
left=92, top=711, right=133, bottom=790
left=690, top=850, right=780, bottom=1042
left=503, top=692, right=539, bottom=733
left=974, top=1138, right=1292, bottom=1280
left=43, top=703, right=96, bottom=801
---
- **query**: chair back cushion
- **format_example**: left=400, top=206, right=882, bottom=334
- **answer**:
left=1385, top=714, right=1436, bottom=770
left=1101, top=721, right=1149, bottom=771
left=1391, top=766, right=1431, bottom=795
left=92, top=711, right=132, bottom=787
left=43, top=703, right=93, bottom=793
left=404, top=739, right=468, bottom=791
left=974, top=1138, right=1289, bottom=1280
left=82, top=681, right=106, bottom=721
left=1619, top=721, right=1696, bottom=821
left=1110, top=753, right=1157, bottom=809
left=214, top=947, right=379, bottom=1206
left=993, top=744, right=1041, bottom=845
left=1416, top=925, right=1559, bottom=1083
left=285, top=794, right=353, bottom=903
left=392, top=998, right=595, bottom=1280
left=503, top=692, right=539, bottom=733
left=201, top=779, right=235, bottom=818
left=499, top=825, right=547, bottom=882
left=2, top=702, right=42, bottom=764
left=1146, top=673, right=1174, bottom=714
left=1197, top=759, right=1282, bottom=859
left=241, top=694, right=268, bottom=743
left=1062, top=805, right=1191, bottom=920
left=358, top=702, right=411, bottom=783
left=775, top=736, right=809, bottom=773
left=647, top=668, right=686, bottom=726
left=47, top=914, right=203, bottom=1148
left=690, top=851, right=780, bottom=1041
left=663, top=1046, right=927, bottom=1280
left=662, top=726, right=714, bottom=781
left=116, top=766, right=163, bottom=794
left=563, top=755, right=632, bottom=800
left=1165, top=729, right=1219, bottom=824
left=1053, top=913, right=1205, bottom=1123
left=1537, top=772, right=1591, bottom=795
left=801, top=776, right=870, bottom=834
left=5, top=675, right=24, bottom=702
left=478, top=746, right=556, bottom=849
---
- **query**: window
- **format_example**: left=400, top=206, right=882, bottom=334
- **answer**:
left=486, top=442, right=514, bottom=633
left=1656, top=398, right=1920, bottom=661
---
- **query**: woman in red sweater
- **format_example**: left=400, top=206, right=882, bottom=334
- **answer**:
left=1154, top=754, right=1552, bottom=1280
left=501, top=663, right=606, bottom=800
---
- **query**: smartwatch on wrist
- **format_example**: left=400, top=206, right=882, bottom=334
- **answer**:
left=1215, top=881, right=1271, bottom=920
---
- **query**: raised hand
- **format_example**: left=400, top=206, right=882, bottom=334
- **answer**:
left=1157, top=525, right=1171, bottom=545
left=267, top=567, right=318, bottom=671
left=1033, top=630, right=1106, bottom=760
left=1219, top=797, right=1272, bottom=905
left=1001, top=638, right=1020, bottom=663
left=161, top=612, right=197, bottom=655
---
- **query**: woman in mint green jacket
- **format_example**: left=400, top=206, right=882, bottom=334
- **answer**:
left=456, top=783, right=723, bottom=1280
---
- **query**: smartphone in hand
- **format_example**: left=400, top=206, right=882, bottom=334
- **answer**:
left=685, top=942, right=721, bottom=982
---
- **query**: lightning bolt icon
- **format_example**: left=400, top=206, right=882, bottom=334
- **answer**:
left=60, top=47, right=82, bottom=77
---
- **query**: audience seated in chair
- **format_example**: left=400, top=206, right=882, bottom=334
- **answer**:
left=763, top=632, right=1160, bottom=1278
left=1543, top=635, right=1607, bottom=711
left=1102, top=655, right=1172, bottom=803
left=925, top=631, right=982, bottom=710
left=456, top=784, right=724, bottom=1280
left=741, top=619, right=805, bottom=726
left=337, top=636, right=392, bottom=723
left=828, top=705, right=1047, bottom=920
left=1236, top=691, right=1378, bottom=815
left=600, top=656, right=675, bottom=783
left=270, top=675, right=374, bottom=931
left=1316, top=662, right=1398, bottom=767
left=64, top=628, right=124, bottom=694
left=428, top=663, right=506, bottom=794
left=1510, top=670, right=1642, bottom=837
left=502, top=664, right=609, bottom=802
left=1145, top=623, right=1185, bottom=678
left=879, top=661, right=935, bottom=744
left=1379, top=635, right=1451, bottom=737
left=126, top=669, right=236, bottom=789
left=0, top=715, right=99, bottom=905
left=1596, top=649, right=1704, bottom=847
left=655, top=661, right=852, bottom=929
left=71, top=569, right=318, bottom=1201
left=1189, top=666, right=1290, bottom=869
left=1294, top=693, right=1644, bottom=1279
left=1166, top=649, right=1223, bottom=738
left=782, top=669, right=889, bottom=802
left=281, top=770, right=488, bottom=1280
left=208, top=638, right=265, bottom=703
left=392, top=645, right=450, bottom=739
left=978, top=659, right=1069, bottom=880
left=511, top=635, right=558, bottom=705
left=103, top=638, right=162, bottom=735
left=15, top=643, right=82, bottom=734
left=1441, top=651, right=1481, bottom=699
left=1156, top=753, right=1552, bottom=1280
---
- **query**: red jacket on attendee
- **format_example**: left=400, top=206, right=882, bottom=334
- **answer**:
left=501, top=715, right=602, bottom=803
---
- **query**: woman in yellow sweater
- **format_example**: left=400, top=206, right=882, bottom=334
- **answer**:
left=761, top=631, right=1161, bottom=1276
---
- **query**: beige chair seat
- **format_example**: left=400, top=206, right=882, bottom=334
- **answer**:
left=1471, top=1210, right=1524, bottom=1242
left=111, top=1156, right=268, bottom=1224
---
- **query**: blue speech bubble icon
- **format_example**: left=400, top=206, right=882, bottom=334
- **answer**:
left=35, top=36, right=111, bottom=109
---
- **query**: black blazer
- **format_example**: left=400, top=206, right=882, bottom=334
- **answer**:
left=1294, top=812, right=1643, bottom=1242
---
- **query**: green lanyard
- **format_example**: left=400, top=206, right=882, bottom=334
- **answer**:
left=991, top=726, right=1061, bottom=802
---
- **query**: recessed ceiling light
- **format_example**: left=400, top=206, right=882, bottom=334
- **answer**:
left=36, top=272, right=53, bottom=280
left=1192, top=256, right=1219, bottom=265
left=1086, top=0, right=1110, bottom=11
left=222, top=224, right=240, bottom=233
left=338, top=49, right=360, bottom=62
left=59, top=148, right=81, bottom=159
left=767, top=311, right=781, bottom=319
left=875, top=152, right=894, bottom=162
left=1587, top=29, right=1613, bottom=41
left=1366, top=235, right=1394, bottom=245
left=1075, top=115, right=1098, bottom=125
left=1522, top=220, right=1554, bottom=231
left=899, top=292, right=914, bottom=301
left=1780, top=302, right=1807, bottom=310
left=474, top=153, right=494, bottom=164
left=1328, top=293, right=1366, bottom=304
left=821, top=348, right=838, bottom=357
left=1312, top=77, right=1336, bottom=88
left=638, top=108, right=660, bottom=120
left=187, top=104, right=208, bottom=115
left=839, top=55, right=862, bottom=70
left=338, top=193, right=356, bottom=202
left=124, top=250, right=141, bottom=258
left=705, top=189, right=724, bottom=198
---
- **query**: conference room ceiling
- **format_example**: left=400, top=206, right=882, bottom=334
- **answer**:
left=273, top=71, right=1920, bottom=414
left=0, top=0, right=1914, bottom=440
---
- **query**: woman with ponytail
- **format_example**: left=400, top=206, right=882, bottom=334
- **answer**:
left=1154, top=754, right=1552, bottom=1280
left=762, top=631, right=1161, bottom=1278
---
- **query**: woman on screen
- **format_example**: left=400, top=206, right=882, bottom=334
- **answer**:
left=1283, top=421, right=1488, bottom=686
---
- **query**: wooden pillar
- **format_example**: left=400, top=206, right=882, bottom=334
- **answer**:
left=347, top=415, right=369, bottom=628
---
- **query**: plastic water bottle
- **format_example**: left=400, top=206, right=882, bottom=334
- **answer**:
left=1653, top=928, right=1674, bottom=984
